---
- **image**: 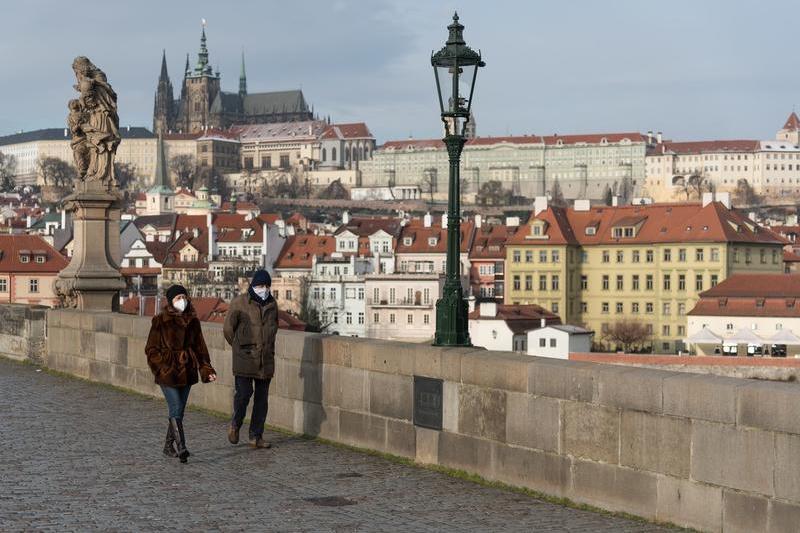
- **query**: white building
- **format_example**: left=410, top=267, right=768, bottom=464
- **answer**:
left=527, top=325, right=593, bottom=359
left=365, top=273, right=442, bottom=342
left=308, top=254, right=368, bottom=337
left=468, top=301, right=560, bottom=353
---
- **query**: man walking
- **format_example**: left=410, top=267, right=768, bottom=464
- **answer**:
left=223, top=269, right=278, bottom=449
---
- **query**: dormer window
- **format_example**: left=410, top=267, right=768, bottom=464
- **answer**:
left=428, top=237, right=438, bottom=246
left=532, top=225, right=541, bottom=236
left=585, top=226, right=596, bottom=236
left=20, top=255, right=29, bottom=263
left=35, top=255, right=45, bottom=264
left=403, top=237, right=412, bottom=246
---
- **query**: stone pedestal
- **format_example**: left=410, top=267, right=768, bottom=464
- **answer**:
left=55, top=180, right=125, bottom=312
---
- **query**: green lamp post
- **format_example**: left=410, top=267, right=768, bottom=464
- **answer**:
left=431, top=12, right=485, bottom=347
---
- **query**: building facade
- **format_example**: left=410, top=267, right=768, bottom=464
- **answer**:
left=0, top=235, right=68, bottom=307
left=364, top=273, right=442, bottom=342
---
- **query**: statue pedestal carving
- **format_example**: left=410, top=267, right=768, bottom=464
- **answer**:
left=56, top=181, right=125, bottom=311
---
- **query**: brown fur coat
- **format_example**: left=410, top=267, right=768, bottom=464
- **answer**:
left=145, top=302, right=216, bottom=387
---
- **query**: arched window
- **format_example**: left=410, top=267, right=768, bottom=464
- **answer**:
left=346, top=147, right=350, bottom=162
left=359, top=147, right=364, bottom=160
left=332, top=147, right=337, bottom=161
left=322, top=148, right=327, bottom=162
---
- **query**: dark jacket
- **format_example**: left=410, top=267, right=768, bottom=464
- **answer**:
left=145, top=302, right=216, bottom=387
left=223, top=293, right=278, bottom=379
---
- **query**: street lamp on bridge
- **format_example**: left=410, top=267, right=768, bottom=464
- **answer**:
left=431, top=12, right=485, bottom=347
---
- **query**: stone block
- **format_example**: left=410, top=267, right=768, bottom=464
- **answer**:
left=88, top=360, right=111, bottom=384
left=132, top=315, right=153, bottom=339
left=59, top=310, right=81, bottom=331
left=620, top=411, right=690, bottom=477
left=201, top=323, right=227, bottom=351
left=278, top=331, right=322, bottom=364
left=369, top=372, right=412, bottom=421
left=527, top=357, right=595, bottom=402
left=94, top=332, right=120, bottom=363
left=109, top=337, right=128, bottom=366
left=80, top=330, right=96, bottom=359
left=126, top=337, right=148, bottom=370
left=110, top=363, right=134, bottom=389
left=93, top=314, right=112, bottom=333
left=111, top=315, right=133, bottom=337
left=294, top=400, right=336, bottom=438
left=437, top=431, right=494, bottom=480
left=458, top=384, right=507, bottom=442
left=570, top=460, right=658, bottom=518
left=411, top=344, right=476, bottom=381
left=596, top=366, right=679, bottom=413
left=46, top=326, right=63, bottom=354
left=738, top=380, right=800, bottom=434
left=285, top=360, right=323, bottom=404
left=461, top=351, right=529, bottom=393
left=415, top=427, right=439, bottom=465
left=768, top=500, right=800, bottom=533
left=322, top=365, right=367, bottom=411
left=505, top=392, right=560, bottom=453
left=319, top=335, right=354, bottom=367
left=656, top=476, right=722, bottom=533
left=442, top=380, right=459, bottom=433
left=562, top=401, right=619, bottom=464
left=61, top=328, right=82, bottom=356
left=385, top=419, right=416, bottom=458
left=338, top=410, right=386, bottom=451
left=267, top=395, right=295, bottom=431
left=775, top=432, right=800, bottom=501
left=722, top=489, right=768, bottom=533
left=663, top=373, right=740, bottom=423
left=691, top=420, right=774, bottom=496
left=79, top=312, right=95, bottom=331
left=362, top=340, right=415, bottom=376
left=46, top=310, right=61, bottom=328
left=493, top=446, right=570, bottom=498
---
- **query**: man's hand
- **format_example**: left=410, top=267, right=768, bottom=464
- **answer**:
left=208, top=373, right=217, bottom=382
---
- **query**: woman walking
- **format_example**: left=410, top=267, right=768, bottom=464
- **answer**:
left=145, top=285, right=217, bottom=463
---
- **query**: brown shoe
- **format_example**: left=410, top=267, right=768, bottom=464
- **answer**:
left=250, top=436, right=271, bottom=449
left=228, top=424, right=239, bottom=445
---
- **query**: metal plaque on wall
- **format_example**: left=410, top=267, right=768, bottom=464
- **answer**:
left=413, top=376, right=443, bottom=430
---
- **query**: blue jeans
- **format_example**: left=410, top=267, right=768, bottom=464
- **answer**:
left=232, top=377, right=271, bottom=438
left=160, top=385, right=192, bottom=420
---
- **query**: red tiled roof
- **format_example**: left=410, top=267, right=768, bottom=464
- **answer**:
left=508, top=202, right=787, bottom=247
left=335, top=217, right=402, bottom=238
left=380, top=132, right=645, bottom=151
left=689, top=297, right=800, bottom=318
left=320, top=123, right=373, bottom=140
left=0, top=235, right=68, bottom=273
left=469, top=224, right=519, bottom=260
left=258, top=213, right=282, bottom=225
left=784, top=112, right=800, bottom=131
left=274, top=234, right=336, bottom=270
left=698, top=274, right=800, bottom=299
left=784, top=250, right=800, bottom=263
left=396, top=219, right=475, bottom=254
left=468, top=304, right=561, bottom=335
left=539, top=132, right=644, bottom=145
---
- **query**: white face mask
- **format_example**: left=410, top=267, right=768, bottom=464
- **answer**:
left=254, top=287, right=268, bottom=299
left=173, top=299, right=187, bottom=312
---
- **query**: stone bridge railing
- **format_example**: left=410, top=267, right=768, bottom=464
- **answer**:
left=4, top=303, right=800, bottom=532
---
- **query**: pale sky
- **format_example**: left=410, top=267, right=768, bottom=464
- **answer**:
left=3, top=0, right=799, bottom=143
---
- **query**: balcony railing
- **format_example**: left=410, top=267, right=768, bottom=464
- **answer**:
left=367, top=298, right=433, bottom=307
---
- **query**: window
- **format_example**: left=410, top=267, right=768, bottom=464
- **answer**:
left=525, top=250, right=533, bottom=263
left=696, top=248, right=704, bottom=262
left=602, top=302, right=609, bottom=313
left=330, top=287, right=337, bottom=300
left=695, top=274, right=703, bottom=291
left=602, top=251, right=610, bottom=263
left=678, top=303, right=686, bottom=315
left=551, top=302, right=559, bottom=313
left=664, top=249, right=672, bottom=262
left=423, top=314, right=430, bottom=325
left=513, top=250, right=521, bottom=263
left=632, top=275, right=640, bottom=291
left=373, top=313, right=380, bottom=323
left=646, top=250, right=654, bottom=263
left=389, top=288, right=395, bottom=303
left=280, top=154, right=290, bottom=169
left=322, top=148, right=327, bottom=162
left=513, top=275, right=520, bottom=291
left=35, top=255, right=45, bottom=264
left=539, top=338, right=546, bottom=348
left=580, top=275, right=588, bottom=289
left=678, top=325, right=685, bottom=336
left=539, top=250, right=547, bottom=263
left=711, top=274, right=719, bottom=287
left=663, top=274, right=671, bottom=291
left=525, top=275, right=533, bottom=291
left=678, top=274, right=686, bottom=291
left=663, top=302, right=671, bottom=315
left=711, top=248, right=720, bottom=262
left=632, top=302, right=639, bottom=313
left=389, top=313, right=396, bottom=324
left=616, top=275, right=623, bottom=291
left=678, top=248, right=686, bottom=262
left=373, top=287, right=380, bottom=302
left=602, top=275, right=610, bottom=290
left=616, top=251, right=624, bottom=263
left=539, top=275, right=547, bottom=291
left=550, top=338, right=557, bottom=348
left=663, top=325, right=671, bottom=336
left=726, top=323, right=734, bottom=330
left=551, top=275, right=559, bottom=291
left=773, top=249, right=780, bottom=264
left=646, top=274, right=654, bottom=290
left=358, top=288, right=364, bottom=300
left=346, top=312, right=353, bottom=325
left=552, top=250, right=560, bottom=263
left=646, top=302, right=654, bottom=314
left=0, top=279, right=5, bottom=292
left=580, top=301, right=588, bottom=312
left=332, top=147, right=337, bottom=160
left=29, top=279, right=38, bottom=293
left=407, top=314, right=413, bottom=324
left=632, top=250, right=640, bottom=263
left=20, top=255, right=29, bottom=264
left=616, top=302, right=623, bottom=313
left=760, top=249, right=767, bottom=264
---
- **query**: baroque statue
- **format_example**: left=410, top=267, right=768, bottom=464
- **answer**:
left=69, top=56, right=121, bottom=189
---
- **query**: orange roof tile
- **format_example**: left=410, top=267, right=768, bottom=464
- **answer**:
left=0, top=235, right=68, bottom=273
left=274, top=234, right=336, bottom=270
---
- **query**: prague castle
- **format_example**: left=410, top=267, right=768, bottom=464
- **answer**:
left=153, top=24, right=314, bottom=135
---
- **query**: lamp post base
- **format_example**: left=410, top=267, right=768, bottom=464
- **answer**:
left=432, top=287, right=472, bottom=347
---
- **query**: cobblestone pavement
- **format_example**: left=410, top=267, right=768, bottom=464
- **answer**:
left=0, top=358, right=674, bottom=532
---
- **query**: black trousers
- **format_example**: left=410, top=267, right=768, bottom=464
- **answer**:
left=232, top=376, right=272, bottom=438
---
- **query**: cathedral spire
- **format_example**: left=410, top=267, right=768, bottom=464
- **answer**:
left=184, top=53, right=190, bottom=77
left=239, top=49, right=247, bottom=96
left=195, top=19, right=213, bottom=76
left=159, top=49, right=169, bottom=81
left=153, top=51, right=175, bottom=135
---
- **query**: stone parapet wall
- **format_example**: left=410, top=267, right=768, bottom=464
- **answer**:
left=0, top=304, right=47, bottom=364
left=8, top=306, right=800, bottom=532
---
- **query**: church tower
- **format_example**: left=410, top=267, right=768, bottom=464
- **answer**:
left=239, top=50, right=247, bottom=98
left=153, top=50, right=175, bottom=135
left=177, top=22, right=221, bottom=134
left=777, top=111, right=800, bottom=145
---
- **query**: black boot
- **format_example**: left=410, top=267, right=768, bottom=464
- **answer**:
left=169, top=417, right=190, bottom=463
left=163, top=422, right=177, bottom=457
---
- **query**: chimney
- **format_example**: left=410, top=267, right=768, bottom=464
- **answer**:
left=467, top=295, right=476, bottom=313
left=701, top=192, right=715, bottom=207
left=505, top=216, right=520, bottom=227
left=716, top=191, right=731, bottom=209
left=534, top=196, right=548, bottom=216
left=540, top=317, right=546, bottom=328
left=656, top=131, right=663, bottom=143
left=647, top=130, right=653, bottom=144
left=342, top=210, right=350, bottom=225
left=64, top=128, right=68, bottom=137
left=423, top=212, right=432, bottom=228
left=276, top=219, right=286, bottom=237
left=442, top=213, right=448, bottom=229
left=611, top=195, right=619, bottom=207
left=26, top=215, right=32, bottom=228
left=475, top=214, right=482, bottom=228
left=479, top=301, right=497, bottom=318
left=206, top=213, right=214, bottom=262
left=60, top=209, right=66, bottom=229
left=574, top=199, right=591, bottom=211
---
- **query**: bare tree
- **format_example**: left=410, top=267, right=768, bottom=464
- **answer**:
left=549, top=178, right=566, bottom=207
left=297, top=277, right=330, bottom=333
left=418, top=169, right=437, bottom=204
left=673, top=171, right=713, bottom=201
left=169, top=154, right=196, bottom=189
left=37, top=156, right=76, bottom=188
left=476, top=180, right=511, bottom=206
left=733, top=178, right=762, bottom=207
left=317, top=179, right=348, bottom=200
left=113, top=162, right=137, bottom=191
left=0, top=152, right=17, bottom=192
left=602, top=319, right=653, bottom=352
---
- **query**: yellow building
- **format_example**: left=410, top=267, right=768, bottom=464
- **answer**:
left=505, top=195, right=786, bottom=353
